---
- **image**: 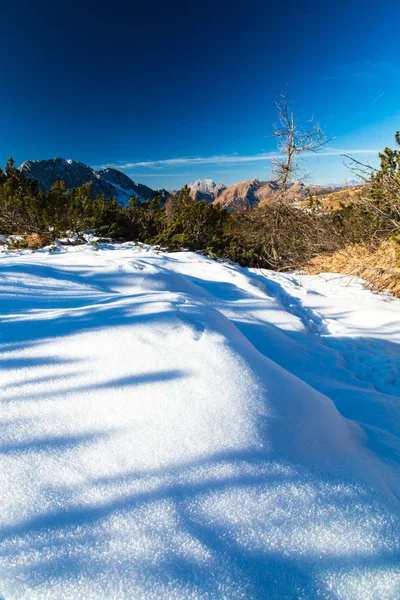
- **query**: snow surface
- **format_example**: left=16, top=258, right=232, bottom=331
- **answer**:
left=0, top=243, right=399, bottom=599
left=189, top=179, right=219, bottom=193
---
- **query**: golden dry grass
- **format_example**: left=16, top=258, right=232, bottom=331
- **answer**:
left=319, top=186, right=364, bottom=211
left=299, top=186, right=365, bottom=212
left=305, top=239, right=400, bottom=297
left=25, top=232, right=53, bottom=249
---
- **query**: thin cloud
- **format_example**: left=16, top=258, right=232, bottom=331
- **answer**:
left=99, top=152, right=279, bottom=170
left=98, top=148, right=379, bottom=171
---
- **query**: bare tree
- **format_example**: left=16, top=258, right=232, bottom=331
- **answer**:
left=234, top=90, right=335, bottom=270
left=271, top=90, right=330, bottom=202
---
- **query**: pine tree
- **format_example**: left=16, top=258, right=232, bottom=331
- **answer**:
left=177, top=184, right=193, bottom=206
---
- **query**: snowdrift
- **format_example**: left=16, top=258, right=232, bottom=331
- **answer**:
left=0, top=244, right=399, bottom=599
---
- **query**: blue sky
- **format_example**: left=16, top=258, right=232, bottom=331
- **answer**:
left=1, top=0, right=399, bottom=189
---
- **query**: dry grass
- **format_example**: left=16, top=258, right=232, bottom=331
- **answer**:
left=305, top=239, right=400, bottom=297
left=300, top=186, right=365, bottom=212
left=319, top=186, right=364, bottom=211
left=25, top=232, right=53, bottom=249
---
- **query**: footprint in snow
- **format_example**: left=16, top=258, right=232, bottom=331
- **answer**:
left=130, top=262, right=145, bottom=270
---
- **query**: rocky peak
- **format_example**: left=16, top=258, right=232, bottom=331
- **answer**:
left=188, top=178, right=226, bottom=203
left=19, top=158, right=164, bottom=205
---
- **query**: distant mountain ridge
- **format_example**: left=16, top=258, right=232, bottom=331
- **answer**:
left=19, top=159, right=350, bottom=211
left=188, top=178, right=226, bottom=203
left=213, top=178, right=269, bottom=211
left=20, top=158, right=170, bottom=206
left=189, top=178, right=345, bottom=211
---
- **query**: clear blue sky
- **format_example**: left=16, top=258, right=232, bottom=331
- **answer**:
left=1, top=0, right=399, bottom=189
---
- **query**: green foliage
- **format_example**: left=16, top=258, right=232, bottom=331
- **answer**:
left=1, top=135, right=400, bottom=270
left=0, top=162, right=134, bottom=241
left=332, top=201, right=378, bottom=244
left=126, top=196, right=166, bottom=242
left=155, top=186, right=229, bottom=251
left=7, top=237, right=29, bottom=250
left=336, top=132, right=400, bottom=245
left=367, top=136, right=400, bottom=232
left=308, top=194, right=322, bottom=215
left=0, top=158, right=47, bottom=234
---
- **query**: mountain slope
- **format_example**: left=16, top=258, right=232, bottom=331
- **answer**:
left=98, top=167, right=154, bottom=201
left=213, top=177, right=268, bottom=210
left=213, top=179, right=347, bottom=211
left=20, top=158, right=168, bottom=206
left=0, top=243, right=399, bottom=599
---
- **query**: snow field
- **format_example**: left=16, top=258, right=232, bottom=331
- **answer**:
left=0, top=243, right=399, bottom=599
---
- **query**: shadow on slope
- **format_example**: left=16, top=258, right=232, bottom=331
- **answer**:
left=0, top=450, right=399, bottom=599
left=1, top=251, right=400, bottom=598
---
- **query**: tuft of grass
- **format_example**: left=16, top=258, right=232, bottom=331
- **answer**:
left=305, top=239, right=400, bottom=296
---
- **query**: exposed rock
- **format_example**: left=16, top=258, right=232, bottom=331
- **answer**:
left=213, top=178, right=345, bottom=211
left=213, top=178, right=267, bottom=211
left=189, top=179, right=226, bottom=203
left=20, top=158, right=166, bottom=206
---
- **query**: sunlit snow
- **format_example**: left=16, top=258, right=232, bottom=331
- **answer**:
left=0, top=243, right=399, bottom=599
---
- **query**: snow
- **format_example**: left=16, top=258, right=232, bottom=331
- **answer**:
left=189, top=179, right=219, bottom=194
left=0, top=244, right=399, bottom=599
left=107, top=180, right=144, bottom=204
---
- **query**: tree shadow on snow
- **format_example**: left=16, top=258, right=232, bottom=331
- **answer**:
left=0, top=448, right=399, bottom=599
left=1, top=256, right=400, bottom=598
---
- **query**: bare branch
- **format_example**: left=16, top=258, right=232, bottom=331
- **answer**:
left=270, top=90, right=330, bottom=202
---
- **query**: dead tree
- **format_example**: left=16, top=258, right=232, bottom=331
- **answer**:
left=238, top=90, right=334, bottom=270
left=271, top=90, right=330, bottom=203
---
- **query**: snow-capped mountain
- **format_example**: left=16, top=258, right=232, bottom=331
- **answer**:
left=20, top=158, right=170, bottom=206
left=189, top=178, right=226, bottom=202
left=98, top=167, right=156, bottom=202
left=189, top=178, right=218, bottom=194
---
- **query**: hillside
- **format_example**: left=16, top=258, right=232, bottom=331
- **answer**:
left=213, top=177, right=267, bottom=210
left=314, top=185, right=365, bottom=211
left=20, top=158, right=171, bottom=206
left=212, top=178, right=345, bottom=211
left=1, top=242, right=399, bottom=599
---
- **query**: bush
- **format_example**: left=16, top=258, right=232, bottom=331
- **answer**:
left=228, top=201, right=341, bottom=270
left=153, top=185, right=229, bottom=252
left=1, top=136, right=400, bottom=276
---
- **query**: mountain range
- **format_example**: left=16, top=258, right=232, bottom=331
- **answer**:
left=189, top=177, right=346, bottom=211
left=20, top=158, right=171, bottom=206
left=19, top=158, right=349, bottom=212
